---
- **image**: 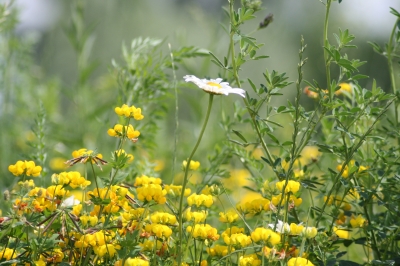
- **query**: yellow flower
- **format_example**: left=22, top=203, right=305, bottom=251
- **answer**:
left=136, top=184, right=167, bottom=204
left=239, top=254, right=261, bottom=266
left=53, top=171, right=91, bottom=189
left=183, top=75, right=245, bottom=97
left=271, top=194, right=302, bottom=207
left=335, top=82, right=352, bottom=96
left=114, top=104, right=144, bottom=120
left=251, top=227, right=281, bottom=245
left=350, top=214, right=366, bottom=228
left=336, top=160, right=368, bottom=178
left=93, top=244, right=117, bottom=257
left=221, top=226, right=245, bottom=238
left=134, top=175, right=162, bottom=186
left=115, top=149, right=134, bottom=163
left=187, top=193, right=213, bottom=208
left=276, top=180, right=300, bottom=194
left=223, top=233, right=252, bottom=247
left=150, top=212, right=177, bottom=225
left=187, top=224, right=220, bottom=241
left=301, top=227, right=318, bottom=239
left=145, top=223, right=173, bottom=239
left=8, top=160, right=42, bottom=177
left=165, top=184, right=191, bottom=197
left=185, top=207, right=208, bottom=223
left=0, top=247, right=17, bottom=260
left=290, top=223, right=304, bottom=235
left=207, top=245, right=234, bottom=257
left=107, top=124, right=140, bottom=142
left=288, top=257, right=314, bottom=266
left=116, top=257, right=149, bottom=266
left=333, top=226, right=349, bottom=239
left=219, top=210, right=239, bottom=223
left=183, top=160, right=200, bottom=170
left=236, top=197, right=270, bottom=215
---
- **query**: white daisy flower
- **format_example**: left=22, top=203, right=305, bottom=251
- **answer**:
left=183, top=75, right=246, bottom=98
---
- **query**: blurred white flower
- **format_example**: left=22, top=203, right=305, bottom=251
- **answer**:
left=183, top=75, right=245, bottom=98
left=61, top=195, right=80, bottom=207
left=268, top=220, right=290, bottom=233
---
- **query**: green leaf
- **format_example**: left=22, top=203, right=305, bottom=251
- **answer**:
left=241, top=36, right=259, bottom=48
left=351, top=74, right=369, bottom=80
left=248, top=78, right=257, bottom=93
left=267, top=132, right=279, bottom=144
left=232, top=129, right=248, bottom=143
left=390, top=7, right=400, bottom=18
left=209, top=52, right=225, bottom=67
left=367, top=41, right=383, bottom=54
left=277, top=106, right=286, bottom=113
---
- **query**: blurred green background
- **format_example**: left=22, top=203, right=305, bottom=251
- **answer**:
left=0, top=0, right=399, bottom=190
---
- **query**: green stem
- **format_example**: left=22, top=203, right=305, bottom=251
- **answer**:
left=387, top=18, right=399, bottom=144
left=228, top=0, right=275, bottom=168
left=177, top=94, right=214, bottom=265
left=323, top=0, right=332, bottom=101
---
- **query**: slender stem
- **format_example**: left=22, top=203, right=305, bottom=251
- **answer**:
left=387, top=18, right=399, bottom=144
left=323, top=0, right=332, bottom=101
left=177, top=94, right=214, bottom=264
left=228, top=0, right=275, bottom=167
left=168, top=43, right=179, bottom=181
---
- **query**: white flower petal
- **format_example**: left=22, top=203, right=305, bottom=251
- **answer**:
left=61, top=195, right=80, bottom=207
left=183, top=75, right=246, bottom=98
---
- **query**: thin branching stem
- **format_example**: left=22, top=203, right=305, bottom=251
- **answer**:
left=177, top=94, right=214, bottom=265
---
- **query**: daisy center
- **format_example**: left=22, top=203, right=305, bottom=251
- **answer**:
left=207, top=82, right=222, bottom=89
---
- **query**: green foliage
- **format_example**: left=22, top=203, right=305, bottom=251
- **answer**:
left=0, top=0, right=400, bottom=265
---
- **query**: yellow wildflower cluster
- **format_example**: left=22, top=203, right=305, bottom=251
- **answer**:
left=187, top=224, right=220, bottom=241
left=75, top=230, right=118, bottom=257
left=0, top=247, right=17, bottom=260
left=150, top=212, right=177, bottom=225
left=114, top=104, right=144, bottom=120
left=271, top=194, right=302, bottom=207
left=333, top=226, right=350, bottom=239
left=335, top=82, right=352, bottom=96
left=251, top=227, right=281, bottom=245
left=288, top=257, right=314, bottom=266
left=302, top=227, right=318, bottom=238
left=337, top=160, right=368, bottom=178
left=115, top=257, right=149, bottom=266
left=88, top=185, right=134, bottom=215
left=134, top=175, right=162, bottom=186
left=182, top=160, right=200, bottom=170
left=52, top=171, right=91, bottom=189
left=164, top=184, right=191, bottom=197
left=8, top=160, right=42, bottom=177
left=115, top=149, right=134, bottom=163
left=136, top=183, right=167, bottom=204
left=223, top=232, right=252, bottom=248
left=187, top=193, right=213, bottom=208
left=219, top=210, right=239, bottom=223
left=107, top=124, right=140, bottom=141
left=145, top=223, right=173, bottom=239
left=236, top=197, right=270, bottom=214
left=207, top=245, right=234, bottom=257
left=185, top=207, right=208, bottom=223
left=239, top=254, right=261, bottom=266
left=350, top=214, right=366, bottom=228
left=276, top=180, right=300, bottom=194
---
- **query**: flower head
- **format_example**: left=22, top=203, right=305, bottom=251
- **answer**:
left=184, top=75, right=245, bottom=97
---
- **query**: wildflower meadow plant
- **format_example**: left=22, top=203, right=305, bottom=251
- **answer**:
left=1, top=0, right=400, bottom=266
